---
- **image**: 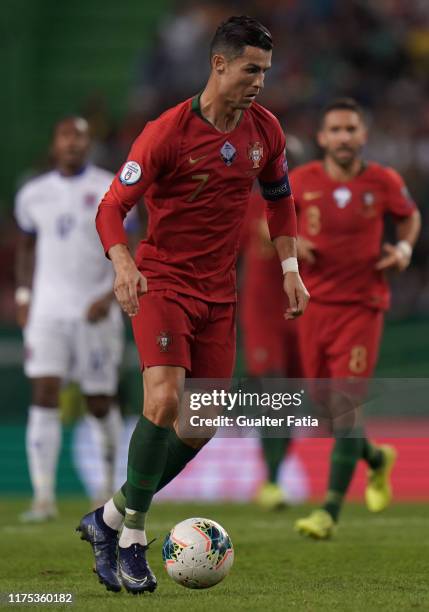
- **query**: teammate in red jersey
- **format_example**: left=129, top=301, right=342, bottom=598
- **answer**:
left=241, top=191, right=303, bottom=380
left=77, top=16, right=309, bottom=593
left=240, top=185, right=304, bottom=510
left=293, top=98, right=421, bottom=539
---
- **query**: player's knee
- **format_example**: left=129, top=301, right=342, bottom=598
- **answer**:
left=144, top=384, right=180, bottom=427
left=85, top=394, right=111, bottom=418
left=328, top=390, right=360, bottom=435
left=180, top=436, right=211, bottom=450
left=32, top=377, right=60, bottom=407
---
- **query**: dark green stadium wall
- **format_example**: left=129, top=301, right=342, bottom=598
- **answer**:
left=0, top=0, right=172, bottom=206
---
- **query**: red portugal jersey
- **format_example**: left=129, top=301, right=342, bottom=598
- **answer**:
left=291, top=161, right=416, bottom=310
left=96, top=95, right=296, bottom=303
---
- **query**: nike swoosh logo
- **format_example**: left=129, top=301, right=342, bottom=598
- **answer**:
left=121, top=570, right=148, bottom=585
left=189, top=155, right=207, bottom=165
left=303, top=191, right=323, bottom=201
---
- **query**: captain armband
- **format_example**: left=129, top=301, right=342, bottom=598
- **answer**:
left=259, top=175, right=292, bottom=201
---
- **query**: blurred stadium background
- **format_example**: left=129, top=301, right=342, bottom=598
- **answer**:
left=1, top=0, right=428, bottom=503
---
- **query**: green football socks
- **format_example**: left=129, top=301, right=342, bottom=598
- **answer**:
left=323, top=437, right=363, bottom=521
left=362, top=438, right=384, bottom=470
left=260, top=437, right=292, bottom=483
left=156, top=429, right=200, bottom=491
left=113, top=427, right=200, bottom=516
left=125, top=415, right=169, bottom=512
left=124, top=507, right=146, bottom=531
left=113, top=487, right=126, bottom=515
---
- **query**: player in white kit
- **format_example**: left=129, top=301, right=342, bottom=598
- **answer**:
left=14, top=117, right=124, bottom=521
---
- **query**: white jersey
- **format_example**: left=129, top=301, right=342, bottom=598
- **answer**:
left=15, top=165, right=116, bottom=320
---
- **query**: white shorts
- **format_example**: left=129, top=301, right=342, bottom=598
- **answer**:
left=23, top=307, right=124, bottom=395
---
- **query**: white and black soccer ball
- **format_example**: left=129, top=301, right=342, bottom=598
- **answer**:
left=162, top=517, right=234, bottom=589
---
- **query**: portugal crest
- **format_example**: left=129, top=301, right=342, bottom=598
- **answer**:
left=248, top=141, right=264, bottom=168
left=361, top=191, right=377, bottom=217
left=157, top=331, right=172, bottom=353
left=362, top=191, right=375, bottom=206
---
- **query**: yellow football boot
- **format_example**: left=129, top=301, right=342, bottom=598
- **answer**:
left=294, top=509, right=336, bottom=540
left=255, top=482, right=287, bottom=510
left=365, top=444, right=397, bottom=513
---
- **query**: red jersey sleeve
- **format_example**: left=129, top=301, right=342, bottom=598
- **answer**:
left=96, top=119, right=175, bottom=255
left=383, top=167, right=416, bottom=218
left=257, top=118, right=297, bottom=239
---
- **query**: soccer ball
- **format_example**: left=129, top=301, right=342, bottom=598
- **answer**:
left=162, top=517, right=234, bottom=589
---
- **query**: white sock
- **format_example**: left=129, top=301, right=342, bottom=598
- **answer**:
left=119, top=509, right=147, bottom=547
left=103, top=498, right=124, bottom=531
left=85, top=405, right=123, bottom=502
left=26, top=405, right=61, bottom=504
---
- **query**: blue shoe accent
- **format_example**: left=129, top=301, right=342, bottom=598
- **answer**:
left=76, top=507, right=121, bottom=592
left=118, top=543, right=157, bottom=595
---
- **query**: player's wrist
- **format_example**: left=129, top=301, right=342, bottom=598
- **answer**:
left=396, top=240, right=412, bottom=261
left=15, top=286, right=31, bottom=306
left=109, top=244, right=133, bottom=267
left=108, top=242, right=130, bottom=257
left=281, top=257, right=299, bottom=275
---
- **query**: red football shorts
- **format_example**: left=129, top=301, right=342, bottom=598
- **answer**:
left=240, top=273, right=302, bottom=377
left=131, top=289, right=236, bottom=378
left=241, top=316, right=303, bottom=377
left=298, top=301, right=384, bottom=378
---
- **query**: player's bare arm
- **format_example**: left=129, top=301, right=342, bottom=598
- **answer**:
left=15, top=229, right=35, bottom=328
left=375, top=209, right=421, bottom=272
left=273, top=235, right=310, bottom=319
left=108, top=243, right=147, bottom=317
left=87, top=290, right=115, bottom=323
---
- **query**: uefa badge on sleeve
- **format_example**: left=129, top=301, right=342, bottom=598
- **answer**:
left=220, top=141, right=237, bottom=166
left=120, top=161, right=142, bottom=185
left=248, top=142, right=264, bottom=169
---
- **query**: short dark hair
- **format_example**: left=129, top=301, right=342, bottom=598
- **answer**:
left=53, top=116, right=89, bottom=136
left=210, top=16, right=273, bottom=60
left=321, top=98, right=365, bottom=124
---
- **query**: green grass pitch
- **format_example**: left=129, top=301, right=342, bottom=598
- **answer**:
left=0, top=499, right=428, bottom=611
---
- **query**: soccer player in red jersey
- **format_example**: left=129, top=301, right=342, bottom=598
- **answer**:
left=293, top=98, right=421, bottom=539
left=77, top=16, right=309, bottom=593
left=240, top=189, right=303, bottom=509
